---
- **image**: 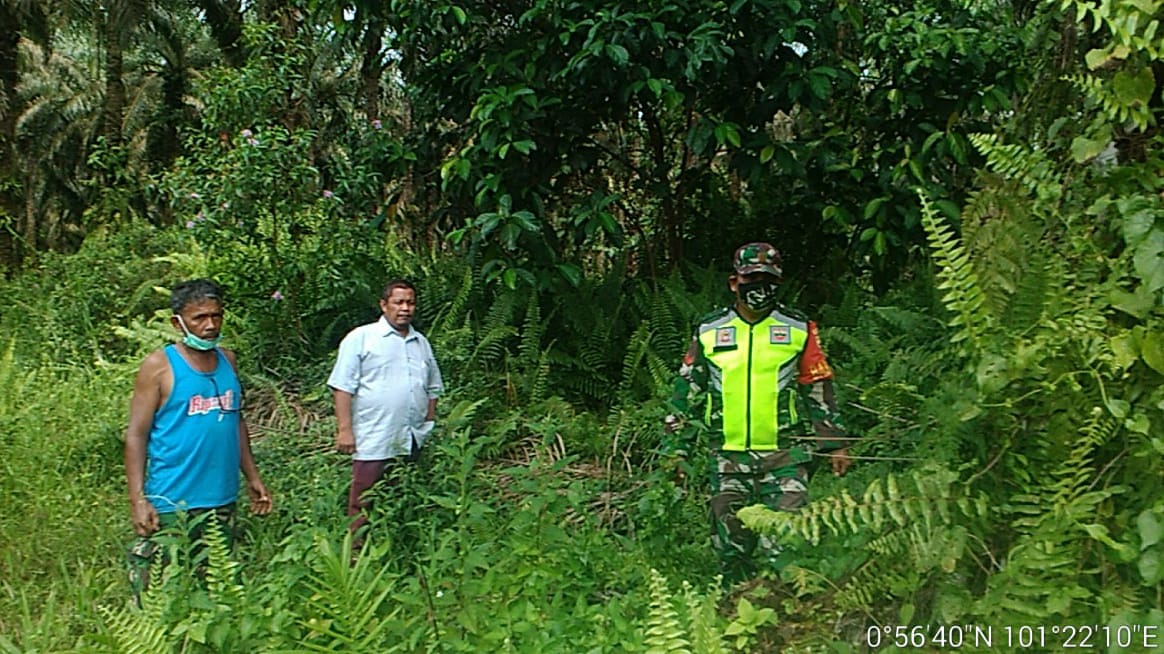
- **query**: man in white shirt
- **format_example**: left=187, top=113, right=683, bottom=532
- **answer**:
left=327, top=279, right=443, bottom=549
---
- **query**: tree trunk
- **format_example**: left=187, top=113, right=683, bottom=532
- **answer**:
left=101, top=2, right=127, bottom=148
left=0, top=3, right=22, bottom=270
left=196, top=0, right=246, bottom=67
left=360, top=17, right=385, bottom=121
left=641, top=104, right=684, bottom=274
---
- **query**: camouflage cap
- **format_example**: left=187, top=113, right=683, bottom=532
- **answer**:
left=733, top=242, right=783, bottom=278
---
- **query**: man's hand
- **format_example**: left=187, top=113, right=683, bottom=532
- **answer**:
left=335, top=428, right=356, bottom=454
left=247, top=478, right=273, bottom=515
left=131, top=499, right=160, bottom=537
left=829, top=448, right=853, bottom=476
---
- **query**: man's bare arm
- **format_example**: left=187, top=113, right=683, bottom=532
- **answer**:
left=224, top=349, right=271, bottom=514
left=125, top=351, right=166, bottom=536
left=334, top=389, right=356, bottom=454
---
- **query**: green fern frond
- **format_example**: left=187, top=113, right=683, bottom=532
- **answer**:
left=433, top=266, right=475, bottom=334
left=1064, top=71, right=1155, bottom=131
left=643, top=569, right=694, bottom=654
left=619, top=323, right=652, bottom=399
left=739, top=465, right=981, bottom=545
left=202, top=518, right=243, bottom=606
left=99, top=603, right=173, bottom=654
left=681, top=578, right=727, bottom=654
left=527, top=346, right=552, bottom=404
left=1047, top=409, right=1120, bottom=507
left=968, top=134, right=1062, bottom=202
left=919, top=194, right=994, bottom=356
left=978, top=411, right=1127, bottom=622
left=300, top=535, right=406, bottom=651
left=471, top=324, right=517, bottom=367
left=518, top=292, right=544, bottom=368
left=647, top=289, right=681, bottom=359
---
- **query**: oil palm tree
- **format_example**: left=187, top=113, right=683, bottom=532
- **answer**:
left=1, top=0, right=50, bottom=268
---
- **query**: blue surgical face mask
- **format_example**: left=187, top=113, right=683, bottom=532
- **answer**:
left=175, top=314, right=222, bottom=351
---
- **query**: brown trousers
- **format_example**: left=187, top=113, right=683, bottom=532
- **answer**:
left=347, top=452, right=416, bottom=550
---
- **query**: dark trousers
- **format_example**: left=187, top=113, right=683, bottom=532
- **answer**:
left=347, top=453, right=416, bottom=550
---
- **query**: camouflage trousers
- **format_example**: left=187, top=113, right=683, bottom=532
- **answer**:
left=126, top=504, right=236, bottom=604
left=710, top=449, right=809, bottom=582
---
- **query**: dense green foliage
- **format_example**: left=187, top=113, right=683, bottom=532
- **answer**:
left=1, top=0, right=1162, bottom=651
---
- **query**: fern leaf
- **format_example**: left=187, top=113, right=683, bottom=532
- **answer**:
left=643, top=569, right=694, bottom=654
left=99, top=603, right=173, bottom=654
left=920, top=194, right=993, bottom=357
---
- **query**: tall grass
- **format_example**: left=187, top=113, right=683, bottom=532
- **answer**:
left=0, top=353, right=129, bottom=648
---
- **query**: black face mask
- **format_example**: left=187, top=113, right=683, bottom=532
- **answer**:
left=737, top=280, right=779, bottom=313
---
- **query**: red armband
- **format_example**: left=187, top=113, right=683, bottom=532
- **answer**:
left=797, top=321, right=834, bottom=384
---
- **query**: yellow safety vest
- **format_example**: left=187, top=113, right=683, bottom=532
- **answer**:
left=697, top=310, right=808, bottom=451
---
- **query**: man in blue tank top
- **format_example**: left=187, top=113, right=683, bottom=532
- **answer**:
left=124, top=279, right=272, bottom=598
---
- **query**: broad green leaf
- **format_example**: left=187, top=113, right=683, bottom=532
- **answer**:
left=605, top=44, right=629, bottom=65
left=1112, top=66, right=1155, bottom=106
left=556, top=263, right=582, bottom=287
left=1109, top=287, right=1155, bottom=319
left=1085, top=47, right=1121, bottom=70
left=1120, top=198, right=1157, bottom=243
left=1125, top=412, right=1150, bottom=435
left=1138, top=510, right=1162, bottom=549
left=808, top=72, right=831, bottom=99
left=1081, top=523, right=1136, bottom=559
left=1133, top=228, right=1164, bottom=291
left=1110, top=331, right=1140, bottom=369
left=1106, top=398, right=1130, bottom=418
left=715, top=123, right=741, bottom=148
left=760, top=145, right=775, bottom=163
left=1139, top=550, right=1162, bottom=584
left=935, top=200, right=960, bottom=220
left=512, top=210, right=539, bottom=231
left=863, top=197, right=887, bottom=220
left=1141, top=330, right=1164, bottom=374
left=737, top=597, right=755, bottom=621
left=1070, top=136, right=1109, bottom=163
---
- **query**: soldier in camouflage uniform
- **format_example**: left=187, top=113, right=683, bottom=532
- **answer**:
left=666, top=242, right=852, bottom=581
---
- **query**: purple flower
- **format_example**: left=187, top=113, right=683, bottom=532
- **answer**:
left=188, top=192, right=200, bottom=199
left=185, top=220, right=196, bottom=229
left=271, top=290, right=284, bottom=301
left=322, top=190, right=334, bottom=199
left=241, top=129, right=254, bottom=138
left=195, top=211, right=206, bottom=222
left=247, top=137, right=259, bottom=146
left=372, top=119, right=383, bottom=130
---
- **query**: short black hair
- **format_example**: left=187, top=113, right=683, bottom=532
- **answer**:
left=381, top=278, right=416, bottom=299
left=170, top=279, right=225, bottom=314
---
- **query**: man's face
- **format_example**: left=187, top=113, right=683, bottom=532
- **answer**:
left=729, top=271, right=781, bottom=314
left=380, top=287, right=416, bottom=330
left=172, top=299, right=224, bottom=340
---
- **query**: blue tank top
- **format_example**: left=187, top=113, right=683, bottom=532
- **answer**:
left=144, top=345, right=242, bottom=513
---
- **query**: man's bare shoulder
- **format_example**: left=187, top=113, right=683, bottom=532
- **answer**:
left=136, top=348, right=173, bottom=380
left=218, top=347, right=239, bottom=367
